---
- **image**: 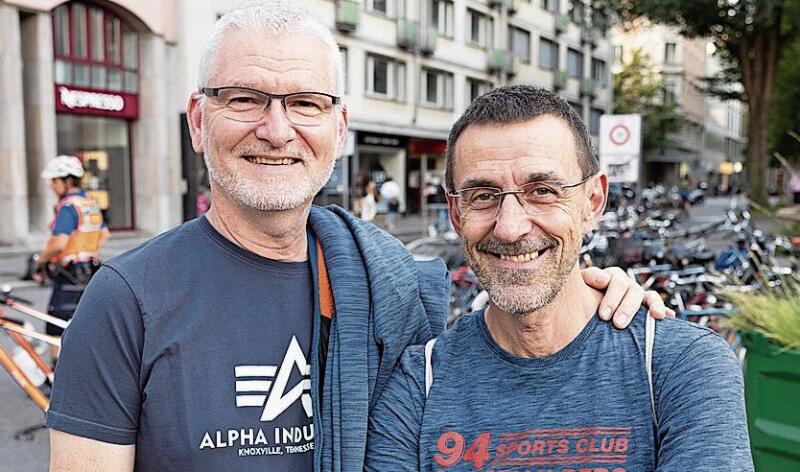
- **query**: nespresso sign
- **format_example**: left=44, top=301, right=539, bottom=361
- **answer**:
left=55, top=85, right=139, bottom=119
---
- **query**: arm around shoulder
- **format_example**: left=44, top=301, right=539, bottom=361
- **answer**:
left=50, top=430, right=135, bottom=472
left=654, top=331, right=754, bottom=470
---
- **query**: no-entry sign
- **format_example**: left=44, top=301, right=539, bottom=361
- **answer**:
left=599, top=114, right=642, bottom=183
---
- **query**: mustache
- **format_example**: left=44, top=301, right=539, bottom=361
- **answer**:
left=233, top=144, right=304, bottom=160
left=476, top=236, right=558, bottom=255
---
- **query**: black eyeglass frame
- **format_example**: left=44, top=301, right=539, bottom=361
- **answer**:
left=198, top=86, right=341, bottom=124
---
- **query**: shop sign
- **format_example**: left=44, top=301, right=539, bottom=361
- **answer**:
left=357, top=132, right=407, bottom=148
left=55, top=85, right=139, bottom=119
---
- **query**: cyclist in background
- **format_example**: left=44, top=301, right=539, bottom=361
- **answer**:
left=34, top=155, right=110, bottom=360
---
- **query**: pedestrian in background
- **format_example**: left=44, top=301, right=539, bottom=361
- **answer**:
left=360, top=179, right=378, bottom=222
left=380, top=177, right=401, bottom=230
left=34, top=155, right=109, bottom=360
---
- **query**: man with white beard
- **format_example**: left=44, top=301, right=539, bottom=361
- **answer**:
left=46, top=3, right=670, bottom=471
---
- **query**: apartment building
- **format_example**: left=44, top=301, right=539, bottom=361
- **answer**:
left=0, top=0, right=613, bottom=244
left=612, top=24, right=746, bottom=185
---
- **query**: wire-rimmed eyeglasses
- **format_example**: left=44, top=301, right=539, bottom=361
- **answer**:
left=448, top=174, right=594, bottom=220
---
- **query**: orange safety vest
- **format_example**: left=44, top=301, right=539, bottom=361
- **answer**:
left=51, top=194, right=105, bottom=265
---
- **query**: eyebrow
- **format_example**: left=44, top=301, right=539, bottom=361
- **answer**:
left=520, top=171, right=567, bottom=184
left=458, top=177, right=501, bottom=190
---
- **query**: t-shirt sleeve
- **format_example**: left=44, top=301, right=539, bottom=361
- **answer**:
left=51, top=205, right=79, bottom=236
left=365, top=347, right=427, bottom=472
left=654, top=331, right=754, bottom=470
left=45, top=265, right=144, bottom=445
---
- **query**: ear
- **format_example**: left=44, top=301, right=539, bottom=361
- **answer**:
left=187, top=93, right=205, bottom=154
left=582, top=173, right=608, bottom=235
left=446, top=192, right=464, bottom=236
left=334, top=104, right=350, bottom=160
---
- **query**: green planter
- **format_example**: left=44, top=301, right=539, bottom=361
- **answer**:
left=742, top=330, right=800, bottom=471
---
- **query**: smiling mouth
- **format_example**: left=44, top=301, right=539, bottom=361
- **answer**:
left=244, top=156, right=300, bottom=166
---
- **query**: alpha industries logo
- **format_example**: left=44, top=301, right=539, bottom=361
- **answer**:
left=235, top=335, right=312, bottom=421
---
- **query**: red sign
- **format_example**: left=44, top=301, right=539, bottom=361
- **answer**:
left=55, top=85, right=139, bottom=119
left=609, top=124, right=630, bottom=145
left=409, top=138, right=447, bottom=155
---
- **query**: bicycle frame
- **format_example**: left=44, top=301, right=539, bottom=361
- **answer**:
left=0, top=341, right=49, bottom=411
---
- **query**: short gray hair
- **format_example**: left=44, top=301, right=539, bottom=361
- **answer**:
left=445, top=85, right=598, bottom=191
left=197, top=0, right=344, bottom=95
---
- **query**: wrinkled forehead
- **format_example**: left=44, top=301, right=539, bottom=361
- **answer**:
left=452, top=121, right=583, bottom=189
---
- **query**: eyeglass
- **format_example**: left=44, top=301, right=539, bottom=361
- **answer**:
left=448, top=174, right=594, bottom=220
left=198, top=86, right=341, bottom=126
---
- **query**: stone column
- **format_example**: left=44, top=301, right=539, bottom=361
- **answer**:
left=132, top=32, right=183, bottom=235
left=0, top=5, right=30, bottom=244
left=21, top=12, right=58, bottom=234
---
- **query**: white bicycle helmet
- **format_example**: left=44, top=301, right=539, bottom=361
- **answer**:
left=41, top=155, right=85, bottom=179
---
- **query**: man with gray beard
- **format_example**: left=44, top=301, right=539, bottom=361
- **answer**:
left=365, top=86, right=753, bottom=471
left=46, top=3, right=670, bottom=472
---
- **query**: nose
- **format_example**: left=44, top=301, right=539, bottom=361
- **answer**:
left=493, top=193, right=534, bottom=243
left=253, top=99, right=296, bottom=147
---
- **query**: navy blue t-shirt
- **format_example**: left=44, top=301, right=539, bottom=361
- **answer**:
left=47, top=217, right=317, bottom=471
left=366, top=308, right=753, bottom=471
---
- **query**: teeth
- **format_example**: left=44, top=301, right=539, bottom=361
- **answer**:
left=499, top=250, right=540, bottom=262
left=248, top=157, right=296, bottom=165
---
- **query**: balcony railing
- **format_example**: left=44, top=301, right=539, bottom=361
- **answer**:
left=554, top=70, right=568, bottom=90
left=581, top=26, right=598, bottom=47
left=488, top=49, right=516, bottom=76
left=420, top=24, right=437, bottom=56
left=397, top=19, right=420, bottom=50
left=335, top=0, right=360, bottom=33
left=555, top=14, right=570, bottom=35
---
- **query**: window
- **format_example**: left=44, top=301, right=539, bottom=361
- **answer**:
left=366, top=54, right=406, bottom=100
left=367, top=0, right=392, bottom=16
left=614, top=45, right=623, bottom=63
left=509, top=26, right=531, bottom=63
left=539, top=37, right=559, bottom=70
left=467, top=78, right=492, bottom=102
left=665, top=42, right=677, bottom=63
left=590, top=108, right=603, bottom=135
left=591, top=58, right=607, bottom=87
left=567, top=48, right=583, bottom=78
left=430, top=0, right=454, bottom=37
left=52, top=3, right=139, bottom=93
left=541, top=0, right=560, bottom=13
left=420, top=68, right=454, bottom=109
left=569, top=1, right=585, bottom=24
left=467, top=9, right=493, bottom=48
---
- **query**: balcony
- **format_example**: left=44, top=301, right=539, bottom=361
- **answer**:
left=488, top=49, right=516, bottom=76
left=397, top=19, right=420, bottom=50
left=553, top=70, right=568, bottom=90
left=488, top=0, right=518, bottom=14
left=335, top=0, right=360, bottom=33
left=420, top=24, right=437, bottom=56
left=555, top=14, right=570, bottom=35
left=581, top=26, right=598, bottom=47
left=580, top=78, right=596, bottom=97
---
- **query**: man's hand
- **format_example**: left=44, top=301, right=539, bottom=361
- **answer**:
left=581, top=266, right=676, bottom=329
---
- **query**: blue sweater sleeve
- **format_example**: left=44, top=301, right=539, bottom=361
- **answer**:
left=366, top=347, right=426, bottom=472
left=46, top=265, right=144, bottom=444
left=655, top=331, right=754, bottom=470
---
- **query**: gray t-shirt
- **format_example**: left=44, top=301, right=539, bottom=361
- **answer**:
left=366, top=308, right=753, bottom=471
left=47, top=217, right=315, bottom=471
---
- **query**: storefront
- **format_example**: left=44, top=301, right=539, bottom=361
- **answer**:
left=354, top=132, right=408, bottom=213
left=407, top=138, right=447, bottom=215
left=52, top=2, right=139, bottom=230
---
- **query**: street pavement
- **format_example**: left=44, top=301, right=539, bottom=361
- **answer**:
left=0, top=197, right=758, bottom=471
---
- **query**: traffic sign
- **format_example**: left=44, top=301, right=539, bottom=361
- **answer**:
left=599, top=114, right=642, bottom=183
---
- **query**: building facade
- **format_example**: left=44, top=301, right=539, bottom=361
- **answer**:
left=1, top=0, right=613, bottom=244
left=612, top=24, right=746, bottom=186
